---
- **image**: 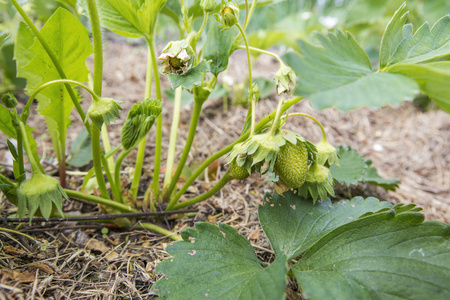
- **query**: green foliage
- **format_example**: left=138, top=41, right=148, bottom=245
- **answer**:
left=330, top=146, right=400, bottom=190
left=15, top=8, right=93, bottom=165
left=68, top=129, right=92, bottom=167
left=293, top=206, right=450, bottom=300
left=155, top=191, right=450, bottom=299
left=166, top=60, right=210, bottom=90
left=152, top=222, right=288, bottom=299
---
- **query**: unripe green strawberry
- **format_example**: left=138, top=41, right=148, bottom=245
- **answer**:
left=275, top=141, right=308, bottom=188
left=230, top=158, right=250, bottom=180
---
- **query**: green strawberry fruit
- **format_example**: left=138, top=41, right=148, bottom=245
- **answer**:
left=275, top=141, right=308, bottom=188
left=230, top=158, right=250, bottom=180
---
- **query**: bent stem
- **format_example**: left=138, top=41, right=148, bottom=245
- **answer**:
left=283, top=113, right=327, bottom=140
left=166, top=96, right=304, bottom=210
left=172, top=171, right=233, bottom=210
left=238, top=45, right=284, bottom=65
left=64, top=189, right=138, bottom=213
left=243, top=0, right=257, bottom=30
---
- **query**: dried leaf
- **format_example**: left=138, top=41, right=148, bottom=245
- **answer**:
left=4, top=245, right=26, bottom=256
left=27, top=263, right=54, bottom=275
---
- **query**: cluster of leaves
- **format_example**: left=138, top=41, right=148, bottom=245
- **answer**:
left=153, top=191, right=450, bottom=299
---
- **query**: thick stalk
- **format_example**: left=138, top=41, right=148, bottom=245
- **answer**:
left=15, top=125, right=26, bottom=183
left=101, top=155, right=121, bottom=202
left=91, top=125, right=110, bottom=199
left=268, top=98, right=284, bottom=136
left=235, top=23, right=255, bottom=135
left=172, top=171, right=233, bottom=209
left=166, top=96, right=303, bottom=210
left=163, top=87, right=182, bottom=193
left=10, top=0, right=89, bottom=132
left=64, top=189, right=138, bottom=212
left=130, top=43, right=154, bottom=200
left=137, top=223, right=181, bottom=241
left=19, top=122, right=41, bottom=175
left=166, top=99, right=203, bottom=200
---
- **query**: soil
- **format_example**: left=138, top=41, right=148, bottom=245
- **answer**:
left=1, top=40, right=449, bottom=299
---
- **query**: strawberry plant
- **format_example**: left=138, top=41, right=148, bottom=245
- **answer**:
left=0, top=0, right=449, bottom=298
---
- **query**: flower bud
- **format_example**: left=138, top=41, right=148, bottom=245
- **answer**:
left=159, top=40, right=196, bottom=75
left=1, top=93, right=18, bottom=108
left=275, top=64, right=296, bottom=95
left=201, top=0, right=217, bottom=12
left=216, top=1, right=239, bottom=28
left=88, top=97, right=121, bottom=129
left=298, top=162, right=335, bottom=204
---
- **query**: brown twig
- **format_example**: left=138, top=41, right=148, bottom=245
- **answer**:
left=6, top=209, right=198, bottom=223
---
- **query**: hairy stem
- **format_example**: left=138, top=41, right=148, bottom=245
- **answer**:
left=163, top=87, right=182, bottom=193
left=166, top=99, right=203, bottom=200
left=64, top=189, right=138, bottom=212
left=172, top=171, right=233, bottom=210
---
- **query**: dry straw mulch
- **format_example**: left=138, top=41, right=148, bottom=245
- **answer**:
left=1, top=41, right=449, bottom=299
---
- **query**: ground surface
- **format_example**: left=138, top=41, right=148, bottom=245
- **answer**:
left=1, top=40, right=449, bottom=299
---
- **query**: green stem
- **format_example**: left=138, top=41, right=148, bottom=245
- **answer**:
left=269, top=98, right=284, bottom=136
left=235, top=23, right=255, bottom=136
left=64, top=189, right=138, bottom=212
left=166, top=99, right=203, bottom=200
left=283, top=113, right=326, bottom=140
left=101, top=154, right=121, bottom=202
left=114, top=149, right=132, bottom=202
left=163, top=87, right=182, bottom=193
left=15, top=124, right=26, bottom=183
left=238, top=45, right=284, bottom=65
left=0, top=173, right=15, bottom=187
left=22, top=79, right=98, bottom=124
left=86, top=0, right=103, bottom=96
left=10, top=0, right=89, bottom=131
left=137, top=223, right=181, bottom=241
left=130, top=42, right=154, bottom=200
left=172, top=171, right=233, bottom=210
left=18, top=121, right=41, bottom=175
left=91, top=125, right=110, bottom=199
left=194, top=11, right=208, bottom=45
left=166, top=96, right=303, bottom=210
left=243, top=0, right=257, bottom=30
left=150, top=38, right=163, bottom=199
left=243, top=0, right=249, bottom=30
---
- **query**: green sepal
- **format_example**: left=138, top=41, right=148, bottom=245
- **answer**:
left=298, top=162, right=335, bottom=204
left=315, top=138, right=339, bottom=167
left=121, top=99, right=162, bottom=150
left=280, top=130, right=317, bottom=163
left=1, top=93, right=18, bottom=108
left=87, top=98, right=122, bottom=129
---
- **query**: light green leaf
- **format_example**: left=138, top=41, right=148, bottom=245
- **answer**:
left=0, top=105, right=16, bottom=138
left=21, top=8, right=92, bottom=164
left=166, top=60, right=210, bottom=90
left=68, top=128, right=92, bottom=167
left=203, top=19, right=236, bottom=77
left=121, top=99, right=162, bottom=150
left=283, top=30, right=420, bottom=111
left=387, top=62, right=450, bottom=114
left=258, top=191, right=392, bottom=260
left=153, top=222, right=288, bottom=299
left=94, top=0, right=166, bottom=38
left=293, top=208, right=450, bottom=300
left=381, top=4, right=450, bottom=68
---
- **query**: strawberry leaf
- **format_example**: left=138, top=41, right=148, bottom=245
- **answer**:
left=293, top=208, right=450, bottom=300
left=330, top=146, right=400, bottom=190
left=283, top=30, right=419, bottom=111
left=0, top=104, right=16, bottom=138
left=387, top=62, right=450, bottom=114
left=68, top=128, right=92, bottom=167
left=380, top=3, right=450, bottom=68
left=258, top=191, right=392, bottom=260
left=153, top=222, right=288, bottom=299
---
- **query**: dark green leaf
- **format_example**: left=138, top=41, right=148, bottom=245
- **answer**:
left=7, top=140, right=18, bottom=161
left=258, top=191, right=392, bottom=260
left=293, top=209, right=450, bottom=300
left=166, top=60, right=210, bottom=90
left=387, top=62, right=450, bottom=114
left=153, top=222, right=288, bottom=299
left=203, top=20, right=236, bottom=77
left=68, top=128, right=92, bottom=167
left=283, top=30, right=419, bottom=111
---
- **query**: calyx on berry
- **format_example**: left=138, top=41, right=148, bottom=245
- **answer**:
left=159, top=39, right=196, bottom=75
left=298, top=162, right=335, bottom=204
left=316, top=138, right=339, bottom=167
left=275, top=64, right=296, bottom=95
